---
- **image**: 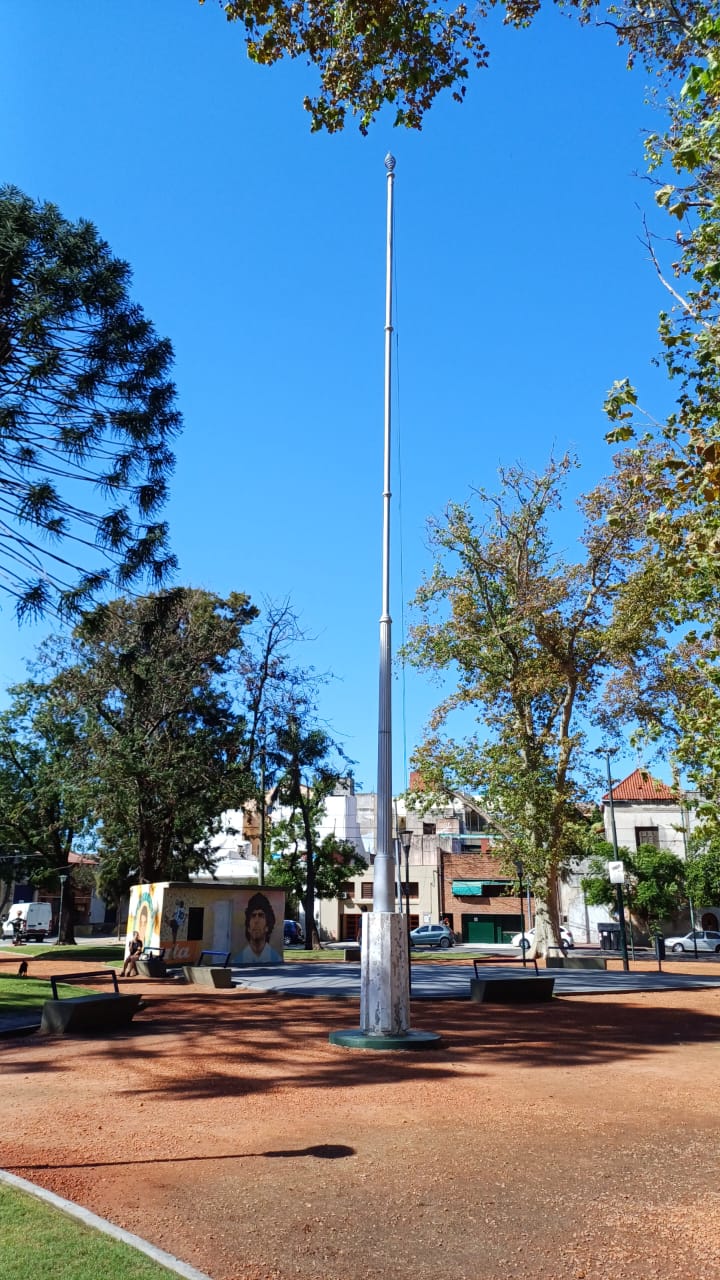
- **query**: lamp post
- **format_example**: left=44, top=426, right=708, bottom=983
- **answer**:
left=57, top=874, right=67, bottom=943
left=681, top=797, right=699, bottom=961
left=513, top=859, right=526, bottom=969
left=603, top=752, right=629, bottom=972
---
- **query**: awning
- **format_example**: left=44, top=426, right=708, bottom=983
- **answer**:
left=451, top=879, right=511, bottom=896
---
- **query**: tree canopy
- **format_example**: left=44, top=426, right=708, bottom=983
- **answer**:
left=0, top=186, right=180, bottom=618
left=204, top=0, right=708, bottom=133
left=582, top=841, right=687, bottom=934
left=403, top=454, right=671, bottom=950
left=46, top=588, right=258, bottom=889
left=268, top=711, right=364, bottom=948
left=0, top=678, right=91, bottom=941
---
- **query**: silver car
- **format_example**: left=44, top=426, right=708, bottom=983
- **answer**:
left=665, top=929, right=720, bottom=953
left=409, top=924, right=455, bottom=950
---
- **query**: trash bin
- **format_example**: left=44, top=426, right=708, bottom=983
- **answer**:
left=598, top=923, right=621, bottom=951
left=655, top=933, right=666, bottom=962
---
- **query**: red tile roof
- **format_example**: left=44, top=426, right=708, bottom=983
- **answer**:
left=604, top=769, right=677, bottom=803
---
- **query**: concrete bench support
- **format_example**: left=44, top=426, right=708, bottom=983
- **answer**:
left=343, top=947, right=361, bottom=963
left=470, top=977, right=555, bottom=1003
left=545, top=956, right=607, bottom=970
left=41, top=994, right=143, bottom=1035
left=136, top=957, right=167, bottom=978
left=183, top=966, right=233, bottom=988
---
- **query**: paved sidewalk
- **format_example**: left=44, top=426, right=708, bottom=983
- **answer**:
left=231, top=960, right=720, bottom=999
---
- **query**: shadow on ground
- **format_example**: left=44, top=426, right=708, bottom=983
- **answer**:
left=2, top=987, right=719, bottom=1101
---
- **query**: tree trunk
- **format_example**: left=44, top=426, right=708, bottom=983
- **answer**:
left=299, top=797, right=322, bottom=950
left=58, top=877, right=77, bottom=945
left=531, top=867, right=563, bottom=956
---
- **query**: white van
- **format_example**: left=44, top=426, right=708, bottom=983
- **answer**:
left=1, top=902, right=53, bottom=942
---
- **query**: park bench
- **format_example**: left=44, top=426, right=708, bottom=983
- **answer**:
left=545, top=954, right=607, bottom=970
left=183, top=950, right=233, bottom=988
left=472, top=944, right=540, bottom=975
left=470, top=945, right=555, bottom=1002
left=136, top=946, right=167, bottom=978
left=41, top=970, right=143, bottom=1035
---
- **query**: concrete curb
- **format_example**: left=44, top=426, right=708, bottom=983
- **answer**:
left=0, top=1169, right=214, bottom=1280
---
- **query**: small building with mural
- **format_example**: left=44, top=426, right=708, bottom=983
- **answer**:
left=125, top=882, right=285, bottom=966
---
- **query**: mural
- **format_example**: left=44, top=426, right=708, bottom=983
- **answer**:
left=125, top=883, right=285, bottom=965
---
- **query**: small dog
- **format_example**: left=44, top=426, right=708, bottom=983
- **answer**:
left=17, top=959, right=28, bottom=978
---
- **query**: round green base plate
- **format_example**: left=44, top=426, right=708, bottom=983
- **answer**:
left=328, top=1028, right=442, bottom=1051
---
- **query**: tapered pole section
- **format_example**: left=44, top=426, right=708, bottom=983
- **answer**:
left=374, top=151, right=396, bottom=914
left=329, top=156, right=439, bottom=1048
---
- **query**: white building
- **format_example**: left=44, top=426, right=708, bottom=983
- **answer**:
left=602, top=768, right=696, bottom=857
left=191, top=809, right=259, bottom=884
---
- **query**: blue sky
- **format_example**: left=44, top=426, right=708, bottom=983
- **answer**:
left=2, top=1, right=673, bottom=792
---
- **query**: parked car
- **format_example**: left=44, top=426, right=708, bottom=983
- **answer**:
left=283, top=920, right=304, bottom=945
left=409, top=923, right=455, bottom=950
left=511, top=927, right=574, bottom=950
left=664, top=929, right=720, bottom=953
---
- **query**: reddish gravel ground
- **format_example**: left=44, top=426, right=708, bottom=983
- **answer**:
left=2, top=955, right=720, bottom=1280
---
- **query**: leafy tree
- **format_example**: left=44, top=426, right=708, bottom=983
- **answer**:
left=582, top=842, right=686, bottom=935
left=46, top=588, right=258, bottom=888
left=685, top=842, right=720, bottom=907
left=268, top=713, right=364, bottom=949
left=0, top=679, right=91, bottom=942
left=203, top=0, right=705, bottom=133
left=0, top=185, right=180, bottom=618
left=404, top=454, right=668, bottom=953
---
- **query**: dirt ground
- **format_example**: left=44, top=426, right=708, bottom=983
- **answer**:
left=2, top=956, right=720, bottom=1280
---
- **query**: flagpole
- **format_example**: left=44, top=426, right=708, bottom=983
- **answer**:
left=329, top=156, right=439, bottom=1052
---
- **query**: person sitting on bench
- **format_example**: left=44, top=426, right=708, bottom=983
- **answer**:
left=121, top=931, right=143, bottom=977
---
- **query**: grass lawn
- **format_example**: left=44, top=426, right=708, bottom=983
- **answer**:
left=0, top=976, right=100, bottom=1016
left=0, top=1184, right=187, bottom=1280
left=0, top=943, right=125, bottom=964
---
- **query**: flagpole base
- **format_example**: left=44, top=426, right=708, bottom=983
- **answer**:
left=329, top=1028, right=442, bottom=1051
left=329, top=911, right=441, bottom=1050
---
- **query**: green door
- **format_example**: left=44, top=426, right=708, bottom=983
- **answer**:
left=465, top=916, right=523, bottom=944
left=466, top=919, right=496, bottom=944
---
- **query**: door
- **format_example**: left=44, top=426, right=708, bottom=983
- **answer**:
left=466, top=919, right=495, bottom=944
left=212, top=900, right=232, bottom=955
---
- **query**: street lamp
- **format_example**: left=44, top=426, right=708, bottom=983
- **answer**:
left=603, top=751, right=630, bottom=972
left=680, top=797, right=699, bottom=961
left=513, top=859, right=527, bottom=969
left=57, top=874, right=67, bottom=943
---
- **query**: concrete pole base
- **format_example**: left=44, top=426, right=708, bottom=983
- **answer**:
left=328, top=912, right=441, bottom=1051
left=360, top=910, right=410, bottom=1036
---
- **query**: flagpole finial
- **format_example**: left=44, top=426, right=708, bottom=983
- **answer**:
left=384, top=153, right=396, bottom=172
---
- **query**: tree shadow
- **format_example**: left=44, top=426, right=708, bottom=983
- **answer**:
left=2, top=989, right=720, bottom=1100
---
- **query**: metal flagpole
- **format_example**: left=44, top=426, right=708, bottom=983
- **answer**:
left=329, top=156, right=439, bottom=1051
left=374, top=152, right=397, bottom=917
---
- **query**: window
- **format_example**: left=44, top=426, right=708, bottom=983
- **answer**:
left=399, top=882, right=419, bottom=899
left=635, top=827, right=659, bottom=849
left=361, top=882, right=374, bottom=900
left=423, top=822, right=436, bottom=836
left=187, top=907, right=204, bottom=941
left=463, top=809, right=485, bottom=833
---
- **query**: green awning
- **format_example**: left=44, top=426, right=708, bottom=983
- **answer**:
left=451, top=879, right=511, bottom=896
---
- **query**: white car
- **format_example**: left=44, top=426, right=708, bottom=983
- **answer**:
left=664, top=929, right=720, bottom=954
left=511, top=927, right=574, bottom=950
